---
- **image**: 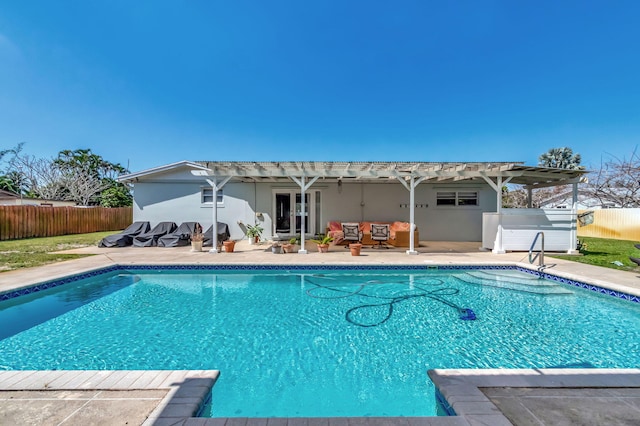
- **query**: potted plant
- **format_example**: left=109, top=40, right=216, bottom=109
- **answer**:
left=349, top=242, right=362, bottom=256
left=282, top=236, right=299, bottom=253
left=310, top=234, right=333, bottom=253
left=271, top=241, right=283, bottom=254
left=246, top=223, right=264, bottom=244
left=190, top=224, right=204, bottom=252
left=223, top=240, right=236, bottom=253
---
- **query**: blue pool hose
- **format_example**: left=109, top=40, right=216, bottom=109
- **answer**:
left=306, top=275, right=476, bottom=327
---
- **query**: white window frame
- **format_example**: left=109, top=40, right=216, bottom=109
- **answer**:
left=201, top=187, right=224, bottom=205
left=436, top=190, right=479, bottom=207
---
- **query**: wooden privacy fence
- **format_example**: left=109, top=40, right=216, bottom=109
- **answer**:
left=577, top=208, right=640, bottom=241
left=0, top=206, right=133, bottom=241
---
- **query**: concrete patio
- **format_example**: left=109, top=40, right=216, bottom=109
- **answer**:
left=1, top=240, right=639, bottom=425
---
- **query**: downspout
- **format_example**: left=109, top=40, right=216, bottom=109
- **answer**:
left=206, top=176, right=231, bottom=253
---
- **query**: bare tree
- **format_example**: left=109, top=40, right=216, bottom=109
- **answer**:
left=54, top=148, right=130, bottom=206
left=502, top=185, right=559, bottom=208
left=0, top=142, right=24, bottom=193
left=10, top=154, right=66, bottom=200
left=584, top=149, right=640, bottom=208
left=60, top=169, right=111, bottom=206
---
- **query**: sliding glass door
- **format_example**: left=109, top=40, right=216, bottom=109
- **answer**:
left=273, top=190, right=321, bottom=238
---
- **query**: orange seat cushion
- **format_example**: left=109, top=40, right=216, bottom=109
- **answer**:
left=328, top=221, right=342, bottom=232
left=390, top=221, right=411, bottom=239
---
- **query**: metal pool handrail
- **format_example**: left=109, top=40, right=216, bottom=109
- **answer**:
left=529, top=231, right=545, bottom=267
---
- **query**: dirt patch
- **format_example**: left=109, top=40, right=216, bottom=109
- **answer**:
left=55, top=243, right=91, bottom=250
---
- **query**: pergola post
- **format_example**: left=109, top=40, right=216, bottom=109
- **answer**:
left=396, top=175, right=426, bottom=255
left=568, top=181, right=579, bottom=254
left=481, top=174, right=512, bottom=254
left=494, top=175, right=505, bottom=254
left=205, top=176, right=231, bottom=253
left=290, top=175, right=320, bottom=254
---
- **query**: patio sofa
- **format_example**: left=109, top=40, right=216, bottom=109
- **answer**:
left=326, top=221, right=419, bottom=248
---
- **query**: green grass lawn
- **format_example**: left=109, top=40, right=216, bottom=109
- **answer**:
left=550, top=236, right=640, bottom=272
left=0, top=231, right=114, bottom=272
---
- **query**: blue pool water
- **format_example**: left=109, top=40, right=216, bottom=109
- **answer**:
left=1, top=267, right=639, bottom=417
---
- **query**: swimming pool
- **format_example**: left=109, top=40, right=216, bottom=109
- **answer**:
left=1, top=265, right=639, bottom=417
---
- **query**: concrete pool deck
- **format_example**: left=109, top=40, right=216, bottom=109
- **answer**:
left=1, top=240, right=640, bottom=425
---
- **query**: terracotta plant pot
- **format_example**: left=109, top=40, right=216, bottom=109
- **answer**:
left=317, top=244, right=329, bottom=253
left=223, top=240, right=235, bottom=253
left=282, top=243, right=294, bottom=253
left=349, top=243, right=362, bottom=256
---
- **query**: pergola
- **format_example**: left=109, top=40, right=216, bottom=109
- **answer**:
left=185, top=161, right=588, bottom=254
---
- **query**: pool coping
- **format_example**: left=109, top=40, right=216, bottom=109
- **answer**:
left=3, top=368, right=639, bottom=425
left=0, top=370, right=219, bottom=425
left=428, top=368, right=640, bottom=425
left=2, top=262, right=639, bottom=304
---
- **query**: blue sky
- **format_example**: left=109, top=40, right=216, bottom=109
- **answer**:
left=1, top=1, right=638, bottom=173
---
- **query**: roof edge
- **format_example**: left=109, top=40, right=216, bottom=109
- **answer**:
left=118, top=160, right=210, bottom=183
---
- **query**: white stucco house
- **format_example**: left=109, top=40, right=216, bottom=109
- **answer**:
left=118, top=161, right=587, bottom=254
left=0, top=189, right=77, bottom=207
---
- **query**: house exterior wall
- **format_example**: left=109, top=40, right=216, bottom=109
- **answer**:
left=0, top=198, right=76, bottom=207
left=420, top=184, right=496, bottom=241
left=131, top=168, right=497, bottom=242
left=321, top=182, right=495, bottom=241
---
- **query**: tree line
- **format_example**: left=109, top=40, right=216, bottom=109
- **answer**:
left=0, top=143, right=132, bottom=207
left=2, top=143, right=636, bottom=209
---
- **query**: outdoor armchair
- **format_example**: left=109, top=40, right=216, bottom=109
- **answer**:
left=370, top=223, right=390, bottom=249
left=341, top=223, right=362, bottom=248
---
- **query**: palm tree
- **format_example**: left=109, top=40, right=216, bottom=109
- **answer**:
left=538, top=147, right=584, bottom=170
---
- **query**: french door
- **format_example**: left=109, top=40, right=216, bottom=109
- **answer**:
left=273, top=190, right=321, bottom=237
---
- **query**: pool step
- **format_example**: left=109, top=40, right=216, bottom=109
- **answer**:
left=465, top=270, right=554, bottom=285
left=454, top=272, right=574, bottom=296
left=468, top=269, right=543, bottom=281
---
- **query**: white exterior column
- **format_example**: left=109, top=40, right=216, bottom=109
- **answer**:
left=481, top=174, right=512, bottom=254
left=290, top=175, right=319, bottom=254
left=299, top=176, right=307, bottom=253
left=568, top=181, right=579, bottom=254
left=407, top=177, right=418, bottom=255
left=396, top=175, right=426, bottom=255
left=493, top=175, right=505, bottom=254
left=206, top=176, right=231, bottom=253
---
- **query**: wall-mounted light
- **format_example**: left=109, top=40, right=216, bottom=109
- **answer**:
left=337, top=178, right=343, bottom=194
